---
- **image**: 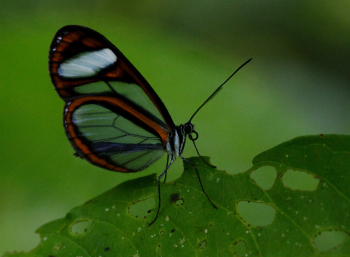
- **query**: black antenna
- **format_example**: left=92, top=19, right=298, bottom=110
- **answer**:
left=188, top=58, right=252, bottom=123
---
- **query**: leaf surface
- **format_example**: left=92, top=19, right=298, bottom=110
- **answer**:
left=4, top=135, right=350, bottom=257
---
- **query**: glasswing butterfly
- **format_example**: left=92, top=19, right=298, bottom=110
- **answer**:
left=49, top=25, right=251, bottom=224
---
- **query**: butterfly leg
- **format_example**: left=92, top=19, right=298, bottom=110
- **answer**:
left=181, top=156, right=218, bottom=209
left=163, top=154, right=169, bottom=184
left=149, top=156, right=174, bottom=226
left=148, top=176, right=162, bottom=226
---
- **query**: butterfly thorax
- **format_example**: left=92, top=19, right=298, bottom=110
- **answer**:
left=166, top=122, right=197, bottom=159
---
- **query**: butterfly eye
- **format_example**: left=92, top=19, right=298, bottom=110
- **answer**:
left=183, top=123, right=198, bottom=140
left=184, top=123, right=194, bottom=134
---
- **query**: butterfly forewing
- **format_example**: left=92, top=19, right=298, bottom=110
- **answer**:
left=49, top=25, right=175, bottom=130
left=65, top=95, right=167, bottom=172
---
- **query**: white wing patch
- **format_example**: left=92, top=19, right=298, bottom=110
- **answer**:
left=58, top=48, right=117, bottom=78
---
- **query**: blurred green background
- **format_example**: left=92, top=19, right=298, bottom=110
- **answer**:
left=1, top=0, right=350, bottom=253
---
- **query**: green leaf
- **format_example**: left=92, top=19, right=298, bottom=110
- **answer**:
left=4, top=135, right=350, bottom=257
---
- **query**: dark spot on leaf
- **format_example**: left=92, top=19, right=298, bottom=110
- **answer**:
left=171, top=228, right=176, bottom=233
left=104, top=247, right=110, bottom=252
left=147, top=209, right=152, bottom=214
left=170, top=193, right=184, bottom=206
left=170, top=193, right=181, bottom=202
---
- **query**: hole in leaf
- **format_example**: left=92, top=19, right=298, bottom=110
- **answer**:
left=237, top=201, right=276, bottom=227
left=128, top=196, right=155, bottom=219
left=69, top=219, right=92, bottom=237
left=282, top=169, right=319, bottom=191
left=250, top=166, right=277, bottom=190
left=170, top=193, right=180, bottom=202
left=314, top=230, right=350, bottom=252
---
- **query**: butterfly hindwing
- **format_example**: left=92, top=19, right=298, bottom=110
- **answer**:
left=65, top=95, right=169, bottom=172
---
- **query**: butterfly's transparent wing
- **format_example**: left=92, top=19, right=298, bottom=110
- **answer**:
left=49, top=25, right=176, bottom=172
left=65, top=95, right=169, bottom=172
left=75, top=81, right=168, bottom=127
left=49, top=25, right=175, bottom=130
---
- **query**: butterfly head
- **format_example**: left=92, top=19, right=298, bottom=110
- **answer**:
left=170, top=122, right=198, bottom=158
left=182, top=122, right=198, bottom=141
